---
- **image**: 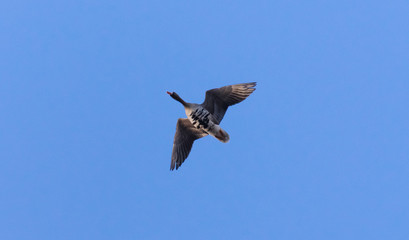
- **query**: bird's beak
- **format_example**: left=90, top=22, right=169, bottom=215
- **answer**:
left=166, top=91, right=171, bottom=95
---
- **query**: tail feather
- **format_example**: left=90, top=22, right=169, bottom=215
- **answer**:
left=215, top=128, right=230, bottom=143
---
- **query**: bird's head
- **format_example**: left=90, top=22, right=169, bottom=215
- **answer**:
left=167, top=91, right=180, bottom=100
left=166, top=91, right=186, bottom=106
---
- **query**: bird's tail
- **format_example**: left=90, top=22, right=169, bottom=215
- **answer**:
left=214, top=127, right=230, bottom=143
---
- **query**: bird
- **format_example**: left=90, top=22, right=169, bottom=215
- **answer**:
left=167, top=82, right=256, bottom=170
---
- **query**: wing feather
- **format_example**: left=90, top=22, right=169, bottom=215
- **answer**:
left=170, top=118, right=208, bottom=170
left=201, top=82, right=256, bottom=124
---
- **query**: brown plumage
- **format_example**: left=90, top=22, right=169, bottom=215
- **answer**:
left=168, top=82, right=256, bottom=170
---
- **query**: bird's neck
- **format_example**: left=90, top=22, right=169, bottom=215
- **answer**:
left=173, top=94, right=188, bottom=107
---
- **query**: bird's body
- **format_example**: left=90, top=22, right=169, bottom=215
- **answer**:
left=167, top=82, right=256, bottom=170
left=185, top=104, right=211, bottom=130
left=185, top=104, right=230, bottom=143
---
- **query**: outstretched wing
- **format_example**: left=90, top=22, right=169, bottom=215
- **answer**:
left=201, top=82, right=256, bottom=124
left=170, top=118, right=208, bottom=170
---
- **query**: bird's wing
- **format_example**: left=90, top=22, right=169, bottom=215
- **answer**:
left=170, top=118, right=208, bottom=170
left=201, top=82, right=256, bottom=124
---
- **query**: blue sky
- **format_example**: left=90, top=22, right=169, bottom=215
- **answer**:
left=1, top=1, right=408, bottom=239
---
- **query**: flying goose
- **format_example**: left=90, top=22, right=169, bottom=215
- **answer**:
left=167, top=82, right=256, bottom=170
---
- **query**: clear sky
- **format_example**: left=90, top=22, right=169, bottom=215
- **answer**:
left=1, top=1, right=408, bottom=239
